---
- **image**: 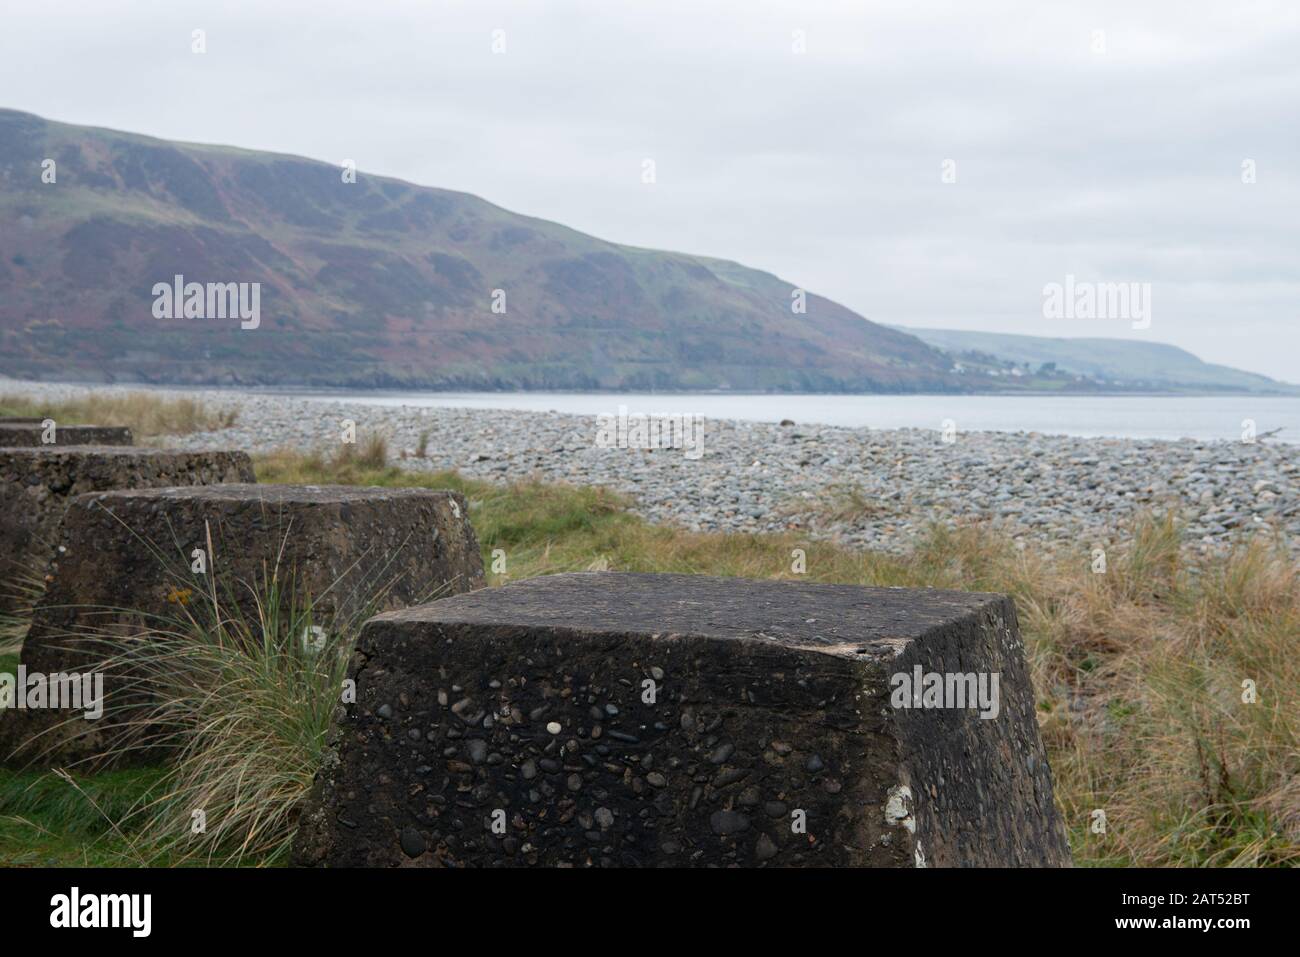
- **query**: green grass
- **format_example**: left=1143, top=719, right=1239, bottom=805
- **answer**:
left=0, top=654, right=164, bottom=865
left=0, top=767, right=165, bottom=866
left=1, top=448, right=1295, bottom=867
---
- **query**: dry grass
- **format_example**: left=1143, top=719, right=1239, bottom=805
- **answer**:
left=266, top=434, right=390, bottom=479
left=923, top=515, right=1300, bottom=867
left=0, top=392, right=237, bottom=437
left=0, top=567, right=46, bottom=656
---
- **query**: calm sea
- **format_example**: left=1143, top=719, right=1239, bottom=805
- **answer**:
left=268, top=392, right=1300, bottom=443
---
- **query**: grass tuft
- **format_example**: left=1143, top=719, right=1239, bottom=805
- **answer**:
left=96, top=581, right=362, bottom=866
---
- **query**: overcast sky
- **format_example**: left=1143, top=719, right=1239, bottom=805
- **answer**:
left=4, top=0, right=1297, bottom=381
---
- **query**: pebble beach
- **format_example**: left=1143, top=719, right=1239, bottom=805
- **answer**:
left=8, top=382, right=1299, bottom=558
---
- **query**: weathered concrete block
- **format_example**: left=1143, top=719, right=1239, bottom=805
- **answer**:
left=1, top=484, right=486, bottom=766
left=294, top=572, right=1071, bottom=868
left=0, top=423, right=133, bottom=447
left=0, top=447, right=254, bottom=628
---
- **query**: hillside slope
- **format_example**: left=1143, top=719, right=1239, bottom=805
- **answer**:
left=898, top=327, right=1298, bottom=394
left=0, top=109, right=959, bottom=392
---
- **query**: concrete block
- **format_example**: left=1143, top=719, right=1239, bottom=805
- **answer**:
left=293, top=572, right=1071, bottom=867
left=2, top=483, right=485, bottom=766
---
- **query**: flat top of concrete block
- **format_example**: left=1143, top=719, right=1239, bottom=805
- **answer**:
left=0, top=424, right=134, bottom=448
left=376, top=572, right=1006, bottom=651
left=0, top=422, right=125, bottom=430
left=83, top=483, right=459, bottom=504
left=0, top=446, right=243, bottom=458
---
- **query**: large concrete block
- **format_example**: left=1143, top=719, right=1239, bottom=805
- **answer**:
left=1, top=484, right=486, bottom=766
left=0, top=423, right=133, bottom=447
left=294, top=572, right=1072, bottom=868
left=0, top=448, right=254, bottom=625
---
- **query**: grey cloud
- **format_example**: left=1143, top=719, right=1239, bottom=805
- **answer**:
left=2, top=0, right=1295, bottom=379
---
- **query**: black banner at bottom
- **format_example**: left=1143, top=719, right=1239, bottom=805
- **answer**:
left=0, top=865, right=1286, bottom=942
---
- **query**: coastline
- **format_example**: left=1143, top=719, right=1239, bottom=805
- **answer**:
left=7, top=378, right=1299, bottom=399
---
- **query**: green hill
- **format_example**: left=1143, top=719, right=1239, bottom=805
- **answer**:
left=0, top=108, right=959, bottom=392
left=897, top=328, right=1298, bottom=394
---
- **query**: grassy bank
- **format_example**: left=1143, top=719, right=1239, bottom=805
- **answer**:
left=2, top=446, right=1296, bottom=866
left=0, top=392, right=236, bottom=438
